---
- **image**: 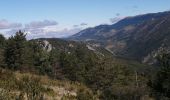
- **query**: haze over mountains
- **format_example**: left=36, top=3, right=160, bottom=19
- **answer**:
left=69, top=11, right=170, bottom=64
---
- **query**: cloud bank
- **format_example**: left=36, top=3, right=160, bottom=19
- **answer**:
left=25, top=20, right=58, bottom=29
left=0, top=19, right=22, bottom=29
left=0, top=19, right=84, bottom=39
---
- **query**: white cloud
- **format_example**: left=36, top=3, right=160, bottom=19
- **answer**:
left=25, top=27, right=82, bottom=39
left=25, top=20, right=58, bottom=29
left=0, top=19, right=86, bottom=39
left=0, top=19, right=22, bottom=29
left=23, top=24, right=82, bottom=39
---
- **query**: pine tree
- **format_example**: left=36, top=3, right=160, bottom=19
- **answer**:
left=0, top=34, right=6, bottom=66
left=148, top=53, right=170, bottom=99
left=0, top=34, right=6, bottom=48
left=4, top=31, right=26, bottom=70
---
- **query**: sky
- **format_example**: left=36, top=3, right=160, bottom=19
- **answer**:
left=0, top=0, right=170, bottom=39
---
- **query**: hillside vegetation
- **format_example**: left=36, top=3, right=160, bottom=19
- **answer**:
left=0, top=68, right=96, bottom=100
left=0, top=31, right=169, bottom=100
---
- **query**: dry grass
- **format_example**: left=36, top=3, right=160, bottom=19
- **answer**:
left=0, top=68, right=92, bottom=100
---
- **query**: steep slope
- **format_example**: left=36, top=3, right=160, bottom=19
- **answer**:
left=36, top=38, right=153, bottom=100
left=114, top=14, right=170, bottom=62
left=69, top=11, right=170, bottom=63
left=37, top=38, right=113, bottom=57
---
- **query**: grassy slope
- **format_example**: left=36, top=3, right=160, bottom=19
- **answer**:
left=0, top=68, right=95, bottom=100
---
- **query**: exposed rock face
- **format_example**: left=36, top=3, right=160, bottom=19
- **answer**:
left=142, top=46, right=170, bottom=65
left=86, top=45, right=95, bottom=51
left=42, top=40, right=52, bottom=52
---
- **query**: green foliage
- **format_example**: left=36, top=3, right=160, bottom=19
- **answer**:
left=26, top=40, right=55, bottom=76
left=0, top=32, right=155, bottom=99
left=0, top=34, right=6, bottom=48
left=59, top=45, right=99, bottom=82
left=148, top=53, right=170, bottom=99
left=58, top=45, right=149, bottom=99
left=0, top=34, right=6, bottom=67
left=101, top=85, right=148, bottom=100
left=4, top=31, right=26, bottom=69
left=2, top=31, right=54, bottom=75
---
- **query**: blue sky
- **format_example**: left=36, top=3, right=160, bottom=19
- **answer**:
left=0, top=0, right=170, bottom=39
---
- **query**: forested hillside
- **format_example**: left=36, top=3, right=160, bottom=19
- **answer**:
left=0, top=31, right=170, bottom=100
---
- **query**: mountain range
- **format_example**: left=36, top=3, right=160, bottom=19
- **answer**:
left=1, top=10, right=170, bottom=100
left=69, top=11, right=170, bottom=64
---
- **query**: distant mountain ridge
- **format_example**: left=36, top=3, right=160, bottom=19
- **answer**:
left=69, top=11, right=170, bottom=64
